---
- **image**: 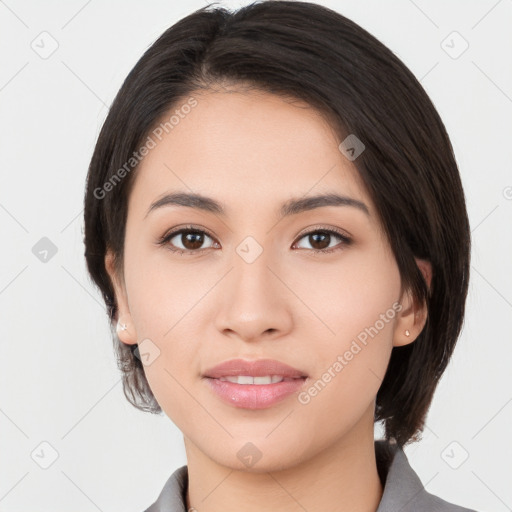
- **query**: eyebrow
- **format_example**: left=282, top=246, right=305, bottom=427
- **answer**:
left=144, top=191, right=370, bottom=219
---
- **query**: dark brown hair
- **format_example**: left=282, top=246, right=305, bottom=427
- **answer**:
left=83, top=0, right=470, bottom=449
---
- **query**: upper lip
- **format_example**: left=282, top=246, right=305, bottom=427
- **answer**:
left=203, top=358, right=308, bottom=379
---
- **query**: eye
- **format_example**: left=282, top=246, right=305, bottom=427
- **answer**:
left=292, top=227, right=352, bottom=254
left=157, top=225, right=218, bottom=255
left=157, top=225, right=352, bottom=255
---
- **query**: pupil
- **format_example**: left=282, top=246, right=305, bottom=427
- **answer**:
left=311, top=232, right=329, bottom=249
left=183, top=232, right=203, bottom=250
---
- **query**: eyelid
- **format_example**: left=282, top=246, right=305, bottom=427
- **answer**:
left=295, top=224, right=352, bottom=241
left=159, top=224, right=216, bottom=243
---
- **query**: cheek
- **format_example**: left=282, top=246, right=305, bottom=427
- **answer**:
left=123, top=243, right=207, bottom=337
left=121, top=245, right=211, bottom=423
left=288, top=251, right=402, bottom=343
left=293, top=295, right=399, bottom=445
left=288, top=255, right=401, bottom=407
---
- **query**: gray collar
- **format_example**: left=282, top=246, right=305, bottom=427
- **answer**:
left=145, top=440, right=477, bottom=512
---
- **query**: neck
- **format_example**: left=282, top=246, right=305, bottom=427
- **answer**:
left=184, top=404, right=384, bottom=512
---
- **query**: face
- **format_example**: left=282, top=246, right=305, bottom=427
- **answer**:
left=106, top=88, right=429, bottom=471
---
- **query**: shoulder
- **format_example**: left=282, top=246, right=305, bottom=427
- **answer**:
left=419, top=493, right=479, bottom=512
left=142, top=464, right=188, bottom=512
left=375, top=440, right=479, bottom=512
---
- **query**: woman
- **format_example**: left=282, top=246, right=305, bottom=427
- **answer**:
left=83, top=1, right=477, bottom=510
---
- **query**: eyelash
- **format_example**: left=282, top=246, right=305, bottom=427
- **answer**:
left=156, top=224, right=352, bottom=256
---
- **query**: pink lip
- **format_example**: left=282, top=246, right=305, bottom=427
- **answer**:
left=203, top=358, right=308, bottom=379
left=205, top=377, right=307, bottom=409
left=202, top=358, right=308, bottom=410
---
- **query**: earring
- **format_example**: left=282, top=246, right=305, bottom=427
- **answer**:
left=405, top=329, right=410, bottom=337
left=117, top=320, right=127, bottom=332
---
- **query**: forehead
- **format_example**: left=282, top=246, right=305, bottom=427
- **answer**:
left=128, top=89, right=375, bottom=220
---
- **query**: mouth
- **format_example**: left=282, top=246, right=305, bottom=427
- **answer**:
left=215, top=375, right=305, bottom=384
left=203, top=358, right=308, bottom=380
left=202, top=358, right=308, bottom=409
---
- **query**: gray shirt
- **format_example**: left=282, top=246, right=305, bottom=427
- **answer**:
left=144, top=440, right=478, bottom=511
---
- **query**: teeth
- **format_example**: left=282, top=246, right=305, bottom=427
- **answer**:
left=219, top=375, right=290, bottom=385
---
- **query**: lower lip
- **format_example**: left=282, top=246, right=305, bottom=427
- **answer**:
left=204, top=377, right=307, bottom=409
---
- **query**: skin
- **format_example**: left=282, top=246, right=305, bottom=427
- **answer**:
left=105, top=86, right=431, bottom=512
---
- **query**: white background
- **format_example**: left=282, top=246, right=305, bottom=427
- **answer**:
left=1, top=0, right=511, bottom=510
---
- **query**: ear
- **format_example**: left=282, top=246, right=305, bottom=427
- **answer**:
left=105, top=249, right=137, bottom=345
left=393, top=258, right=432, bottom=347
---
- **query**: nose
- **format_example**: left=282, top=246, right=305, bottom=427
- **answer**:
left=214, top=248, right=293, bottom=343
